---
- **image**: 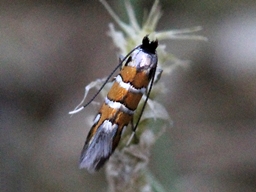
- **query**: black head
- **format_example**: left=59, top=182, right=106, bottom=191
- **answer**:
left=140, top=35, right=158, bottom=54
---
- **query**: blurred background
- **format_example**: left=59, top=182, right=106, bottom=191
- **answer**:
left=1, top=0, right=256, bottom=191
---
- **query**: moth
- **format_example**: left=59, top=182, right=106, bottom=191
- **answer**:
left=70, top=36, right=158, bottom=172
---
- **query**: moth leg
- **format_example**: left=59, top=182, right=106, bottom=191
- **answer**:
left=154, top=68, right=163, bottom=84
left=126, top=66, right=157, bottom=145
left=126, top=116, right=137, bottom=146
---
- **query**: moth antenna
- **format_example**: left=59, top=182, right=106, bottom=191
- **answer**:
left=70, top=45, right=141, bottom=115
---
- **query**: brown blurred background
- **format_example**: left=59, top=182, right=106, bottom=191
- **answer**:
left=1, top=0, right=256, bottom=191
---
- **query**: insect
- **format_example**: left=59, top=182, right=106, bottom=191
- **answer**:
left=70, top=36, right=158, bottom=172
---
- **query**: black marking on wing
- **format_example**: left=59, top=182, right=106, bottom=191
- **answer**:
left=79, top=120, right=118, bottom=172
